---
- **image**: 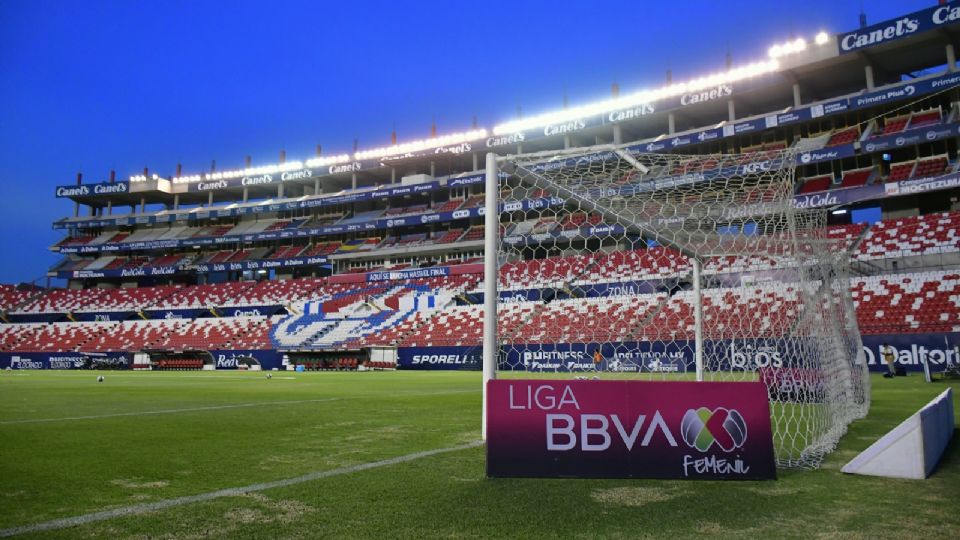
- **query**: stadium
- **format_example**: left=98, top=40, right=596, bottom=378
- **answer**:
left=1, top=1, right=959, bottom=538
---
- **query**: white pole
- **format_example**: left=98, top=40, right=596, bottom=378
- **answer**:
left=692, top=258, right=704, bottom=382
left=482, top=152, right=499, bottom=440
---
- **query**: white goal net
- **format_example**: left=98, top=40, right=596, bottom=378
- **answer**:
left=482, top=145, right=870, bottom=469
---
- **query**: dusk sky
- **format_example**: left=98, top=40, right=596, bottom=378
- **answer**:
left=0, top=0, right=931, bottom=284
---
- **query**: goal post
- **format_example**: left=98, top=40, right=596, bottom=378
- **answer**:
left=481, top=143, right=870, bottom=469
left=482, top=152, right=499, bottom=440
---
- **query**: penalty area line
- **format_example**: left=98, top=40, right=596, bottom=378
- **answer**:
left=0, top=440, right=484, bottom=538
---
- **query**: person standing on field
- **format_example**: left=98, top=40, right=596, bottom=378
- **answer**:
left=881, top=343, right=896, bottom=377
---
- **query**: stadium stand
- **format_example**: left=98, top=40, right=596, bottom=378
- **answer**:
left=856, top=211, right=960, bottom=260
left=852, top=271, right=960, bottom=334
left=7, top=4, right=960, bottom=376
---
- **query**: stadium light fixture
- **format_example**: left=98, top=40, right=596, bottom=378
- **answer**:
left=492, top=59, right=780, bottom=136
left=815, top=31, right=830, bottom=45
left=203, top=160, right=306, bottom=181
left=768, top=38, right=807, bottom=59
left=831, top=208, right=848, bottom=215
left=352, top=129, right=488, bottom=161
left=304, top=154, right=352, bottom=168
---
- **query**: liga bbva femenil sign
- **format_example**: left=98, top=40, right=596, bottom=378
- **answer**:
left=486, top=380, right=776, bottom=479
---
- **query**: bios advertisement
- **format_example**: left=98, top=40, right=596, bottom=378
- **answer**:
left=486, top=380, right=776, bottom=479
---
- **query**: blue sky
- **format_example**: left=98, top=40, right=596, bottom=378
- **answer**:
left=0, top=0, right=931, bottom=284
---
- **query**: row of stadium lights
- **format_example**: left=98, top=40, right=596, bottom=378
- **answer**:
left=128, top=31, right=830, bottom=184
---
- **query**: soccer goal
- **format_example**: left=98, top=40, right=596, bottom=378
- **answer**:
left=481, top=145, right=870, bottom=469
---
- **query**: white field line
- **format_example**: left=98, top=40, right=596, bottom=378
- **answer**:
left=0, top=440, right=483, bottom=538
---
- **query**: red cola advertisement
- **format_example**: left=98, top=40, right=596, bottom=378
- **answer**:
left=486, top=380, right=776, bottom=480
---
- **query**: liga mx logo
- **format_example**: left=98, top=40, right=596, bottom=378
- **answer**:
left=681, top=407, right=747, bottom=452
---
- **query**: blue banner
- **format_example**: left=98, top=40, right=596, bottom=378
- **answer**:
left=838, top=4, right=960, bottom=54
left=0, top=352, right=132, bottom=370
left=796, top=144, right=855, bottom=165
left=884, top=172, right=960, bottom=197
left=208, top=349, right=284, bottom=370
left=396, top=346, right=481, bottom=370
left=400, top=334, right=959, bottom=373
left=58, top=256, right=330, bottom=279
left=366, top=267, right=450, bottom=282
left=861, top=334, right=960, bottom=372
left=218, top=306, right=284, bottom=318
left=72, top=311, right=135, bottom=322
left=142, top=308, right=208, bottom=320
left=862, top=122, right=960, bottom=153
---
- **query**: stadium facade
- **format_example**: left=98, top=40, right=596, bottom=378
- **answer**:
left=1, top=3, right=958, bottom=374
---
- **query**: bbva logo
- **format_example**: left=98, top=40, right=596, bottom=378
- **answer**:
left=680, top=407, right=747, bottom=452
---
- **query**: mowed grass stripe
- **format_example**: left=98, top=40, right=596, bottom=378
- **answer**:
left=0, top=398, right=343, bottom=425
left=0, top=371, right=481, bottom=530
left=0, top=441, right=483, bottom=538
left=0, top=388, right=477, bottom=425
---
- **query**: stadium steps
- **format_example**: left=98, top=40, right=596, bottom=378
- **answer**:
left=7, top=289, right=50, bottom=313
left=74, top=323, right=117, bottom=351
left=784, top=281, right=830, bottom=336
left=847, top=226, right=884, bottom=276
left=625, top=292, right=676, bottom=342
left=143, top=320, right=186, bottom=350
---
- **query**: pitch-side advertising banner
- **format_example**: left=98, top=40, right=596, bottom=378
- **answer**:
left=0, top=352, right=132, bottom=370
left=486, top=379, right=776, bottom=479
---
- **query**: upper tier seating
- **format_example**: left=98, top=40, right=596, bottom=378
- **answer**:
left=152, top=281, right=259, bottom=309
left=461, top=195, right=485, bottom=209
left=839, top=167, right=873, bottom=188
left=73, top=285, right=180, bottom=312
left=434, top=229, right=465, bottom=243
left=798, top=175, right=833, bottom=194
left=0, top=285, right=40, bottom=311
left=908, top=109, right=943, bottom=129
left=877, top=115, right=910, bottom=136
left=301, top=242, right=340, bottom=257
left=499, top=255, right=593, bottom=290
left=13, top=288, right=106, bottom=314
left=911, top=155, right=949, bottom=180
left=826, top=126, right=859, bottom=147
left=222, top=277, right=327, bottom=306
left=57, top=235, right=96, bottom=247
left=150, top=254, right=188, bottom=267
left=339, top=209, right=384, bottom=225
left=336, top=238, right=381, bottom=253
left=887, top=160, right=916, bottom=183
left=270, top=245, right=306, bottom=259
left=434, top=198, right=464, bottom=213
left=580, top=247, right=691, bottom=283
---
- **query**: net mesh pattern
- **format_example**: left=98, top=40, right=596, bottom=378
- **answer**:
left=491, top=145, right=870, bottom=468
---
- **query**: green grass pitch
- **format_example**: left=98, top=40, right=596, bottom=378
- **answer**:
left=0, top=370, right=957, bottom=539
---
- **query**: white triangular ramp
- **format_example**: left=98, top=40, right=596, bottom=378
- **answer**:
left=842, top=388, right=954, bottom=479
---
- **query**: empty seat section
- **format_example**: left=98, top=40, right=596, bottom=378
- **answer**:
left=852, top=271, right=960, bottom=334
left=856, top=211, right=960, bottom=260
